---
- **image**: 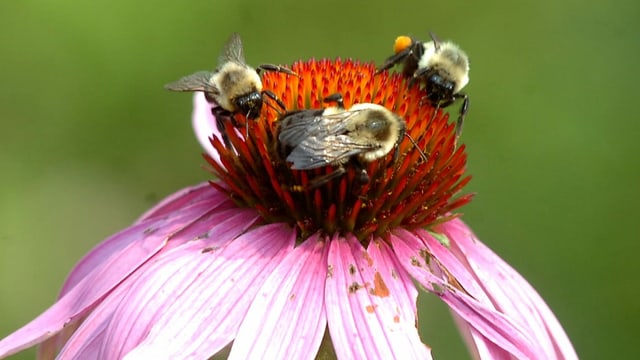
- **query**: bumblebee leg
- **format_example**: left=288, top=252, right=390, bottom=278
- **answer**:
left=412, top=66, right=428, bottom=79
left=305, top=166, right=347, bottom=190
left=411, top=65, right=434, bottom=88
left=351, top=159, right=370, bottom=184
left=392, top=142, right=401, bottom=164
left=376, top=47, right=412, bottom=74
left=262, top=90, right=287, bottom=114
left=257, top=64, right=299, bottom=77
left=403, top=133, right=429, bottom=164
left=323, top=93, right=344, bottom=109
left=453, top=93, right=469, bottom=144
left=212, top=106, right=233, bottom=149
left=294, top=161, right=370, bottom=191
left=422, top=100, right=440, bottom=134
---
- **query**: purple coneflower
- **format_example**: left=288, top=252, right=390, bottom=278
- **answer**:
left=0, top=59, right=577, bottom=359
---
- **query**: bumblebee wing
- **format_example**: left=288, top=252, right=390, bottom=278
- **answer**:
left=287, top=134, right=375, bottom=169
left=284, top=110, right=378, bottom=170
left=278, top=109, right=326, bottom=147
left=165, top=71, right=217, bottom=93
left=219, top=32, right=246, bottom=65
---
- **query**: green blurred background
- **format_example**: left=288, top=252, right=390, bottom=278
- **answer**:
left=1, top=0, right=638, bottom=358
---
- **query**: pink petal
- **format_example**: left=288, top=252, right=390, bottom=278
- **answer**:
left=441, top=292, right=537, bottom=359
left=0, top=186, right=250, bottom=359
left=325, top=235, right=431, bottom=360
left=60, top=184, right=232, bottom=296
left=229, top=233, right=328, bottom=360
left=62, top=207, right=259, bottom=359
left=414, top=229, right=515, bottom=359
left=192, top=92, right=221, bottom=162
left=450, top=313, right=514, bottom=360
left=439, top=219, right=578, bottom=360
left=414, top=229, right=492, bottom=303
left=389, top=230, right=450, bottom=293
left=390, top=229, right=536, bottom=359
left=0, top=194, right=225, bottom=358
left=134, top=182, right=225, bottom=223
left=122, top=223, right=295, bottom=359
left=57, top=277, right=133, bottom=359
left=65, top=209, right=258, bottom=359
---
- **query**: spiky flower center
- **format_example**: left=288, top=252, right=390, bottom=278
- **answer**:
left=204, top=59, right=472, bottom=243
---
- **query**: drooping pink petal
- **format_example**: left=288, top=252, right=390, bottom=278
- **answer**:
left=86, top=207, right=258, bottom=358
left=402, top=228, right=518, bottom=359
left=121, top=223, right=296, bottom=359
left=58, top=207, right=259, bottom=359
left=56, top=275, right=134, bottom=359
left=0, top=191, right=231, bottom=358
left=390, top=229, right=537, bottom=359
left=134, top=182, right=225, bottom=223
left=439, top=219, right=579, bottom=360
left=450, top=312, right=515, bottom=360
left=325, top=235, right=431, bottom=360
left=403, top=228, right=514, bottom=359
left=413, top=228, right=492, bottom=303
left=60, top=184, right=232, bottom=296
left=60, top=214, right=252, bottom=359
left=228, top=233, right=328, bottom=360
left=413, top=229, right=515, bottom=359
left=389, top=230, right=451, bottom=293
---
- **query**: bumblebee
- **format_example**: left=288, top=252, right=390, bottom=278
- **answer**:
left=278, top=93, right=426, bottom=189
left=166, top=33, right=296, bottom=148
left=379, top=33, right=470, bottom=140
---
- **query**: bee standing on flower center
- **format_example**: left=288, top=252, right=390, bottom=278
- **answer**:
left=378, top=33, right=470, bottom=143
left=165, top=32, right=297, bottom=148
left=277, top=93, right=427, bottom=190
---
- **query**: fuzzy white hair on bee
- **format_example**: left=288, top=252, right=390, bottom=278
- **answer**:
left=418, top=41, right=469, bottom=94
left=378, top=33, right=471, bottom=143
left=165, top=32, right=297, bottom=149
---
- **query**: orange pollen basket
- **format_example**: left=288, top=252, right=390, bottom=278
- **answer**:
left=203, top=58, right=473, bottom=243
left=393, top=36, right=413, bottom=54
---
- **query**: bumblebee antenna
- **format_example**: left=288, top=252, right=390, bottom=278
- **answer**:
left=429, top=31, right=442, bottom=51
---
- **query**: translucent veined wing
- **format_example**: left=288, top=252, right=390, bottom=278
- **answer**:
left=277, top=109, right=325, bottom=147
left=164, top=71, right=218, bottom=95
left=279, top=109, right=379, bottom=169
left=286, top=134, right=376, bottom=170
left=219, top=32, right=246, bottom=66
